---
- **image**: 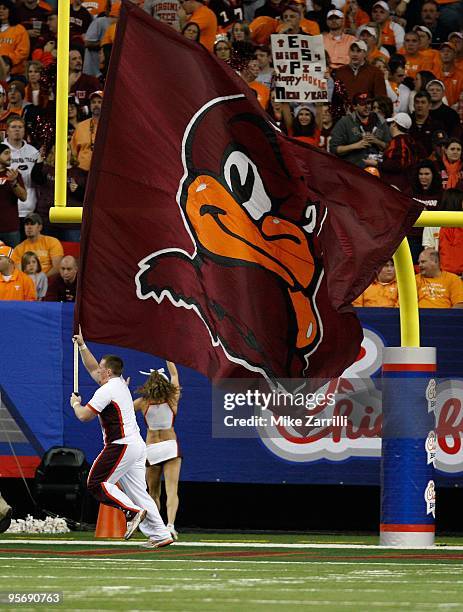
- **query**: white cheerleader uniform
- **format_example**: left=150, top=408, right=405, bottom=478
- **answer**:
left=144, top=402, right=181, bottom=465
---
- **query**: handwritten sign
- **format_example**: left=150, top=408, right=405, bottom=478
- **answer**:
left=271, top=34, right=328, bottom=102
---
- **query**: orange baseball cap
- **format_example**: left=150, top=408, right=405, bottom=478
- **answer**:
left=0, top=243, right=13, bottom=258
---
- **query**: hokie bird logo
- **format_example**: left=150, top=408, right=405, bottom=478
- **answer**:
left=135, top=95, right=328, bottom=382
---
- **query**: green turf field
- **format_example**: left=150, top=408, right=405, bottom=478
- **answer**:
left=1, top=533, right=463, bottom=611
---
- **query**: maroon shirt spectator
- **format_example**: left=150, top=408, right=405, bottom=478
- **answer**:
left=70, top=0, right=93, bottom=45
left=427, top=79, right=461, bottom=138
left=334, top=41, right=386, bottom=103
left=410, top=90, right=446, bottom=158
left=406, top=160, right=443, bottom=262
left=44, top=255, right=78, bottom=302
left=32, top=144, right=86, bottom=241
left=31, top=11, right=57, bottom=58
left=68, top=48, right=100, bottom=112
left=254, top=0, right=284, bottom=18
left=16, top=0, right=51, bottom=42
left=208, top=0, right=243, bottom=30
left=0, top=142, right=26, bottom=247
left=364, top=113, right=418, bottom=191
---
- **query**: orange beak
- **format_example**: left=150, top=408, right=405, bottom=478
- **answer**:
left=185, top=175, right=315, bottom=289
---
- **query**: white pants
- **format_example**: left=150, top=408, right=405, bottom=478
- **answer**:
left=87, top=439, right=170, bottom=540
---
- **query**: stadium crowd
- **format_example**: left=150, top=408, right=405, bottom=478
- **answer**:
left=0, top=0, right=462, bottom=306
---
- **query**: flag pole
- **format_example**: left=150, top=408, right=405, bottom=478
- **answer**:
left=73, top=340, right=79, bottom=395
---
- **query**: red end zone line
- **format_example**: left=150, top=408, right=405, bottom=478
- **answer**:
left=1, top=548, right=463, bottom=561
left=380, top=525, right=435, bottom=533
left=382, top=364, right=436, bottom=372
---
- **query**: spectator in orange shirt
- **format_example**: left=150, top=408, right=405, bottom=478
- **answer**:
left=359, top=24, right=389, bottom=65
left=11, top=212, right=63, bottom=277
left=436, top=41, right=463, bottom=107
left=240, top=56, right=269, bottom=109
left=416, top=248, right=463, bottom=308
left=439, top=226, right=463, bottom=276
left=439, top=188, right=463, bottom=275
left=0, top=242, right=36, bottom=301
left=413, top=26, right=440, bottom=75
left=353, top=260, right=398, bottom=307
left=249, top=15, right=278, bottom=45
left=371, top=0, right=404, bottom=54
left=277, top=2, right=319, bottom=36
left=0, top=1, right=30, bottom=75
left=178, top=0, right=217, bottom=52
left=343, top=0, right=369, bottom=35
left=71, top=89, right=103, bottom=171
left=422, top=186, right=459, bottom=250
left=399, top=31, right=425, bottom=80
left=323, top=10, right=356, bottom=70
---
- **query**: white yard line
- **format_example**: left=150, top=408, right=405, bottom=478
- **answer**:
left=3, top=557, right=463, bottom=566
left=1, top=539, right=463, bottom=550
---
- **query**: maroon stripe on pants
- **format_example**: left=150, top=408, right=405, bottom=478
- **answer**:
left=87, top=444, right=130, bottom=512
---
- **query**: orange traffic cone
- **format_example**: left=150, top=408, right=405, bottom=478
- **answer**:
left=94, top=503, right=126, bottom=538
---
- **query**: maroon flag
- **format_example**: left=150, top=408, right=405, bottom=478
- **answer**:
left=76, top=3, right=422, bottom=384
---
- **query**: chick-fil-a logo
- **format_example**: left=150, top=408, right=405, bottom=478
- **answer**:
left=430, top=380, right=463, bottom=473
left=258, top=331, right=463, bottom=472
left=257, top=328, right=384, bottom=462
